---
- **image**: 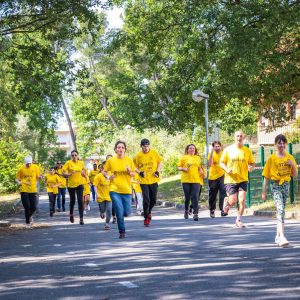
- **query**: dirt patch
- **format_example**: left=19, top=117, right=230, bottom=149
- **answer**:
left=0, top=223, right=50, bottom=234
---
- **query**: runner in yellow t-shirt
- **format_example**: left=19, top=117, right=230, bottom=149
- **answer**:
left=103, top=141, right=135, bottom=238
left=16, top=156, right=40, bottom=226
left=62, top=150, right=85, bottom=225
left=82, top=169, right=91, bottom=214
left=55, top=160, right=67, bottom=212
left=94, top=162, right=112, bottom=230
left=220, top=131, right=255, bottom=228
left=44, top=167, right=62, bottom=217
left=131, top=172, right=143, bottom=215
left=262, top=134, right=298, bottom=247
left=89, top=163, right=99, bottom=202
left=178, top=144, right=204, bottom=221
left=133, top=138, right=163, bottom=227
left=208, top=141, right=227, bottom=218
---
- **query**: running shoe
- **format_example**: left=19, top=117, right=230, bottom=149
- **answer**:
left=56, top=208, right=61, bottom=212
left=104, top=224, right=110, bottom=230
left=189, top=207, right=193, bottom=215
left=87, top=204, right=91, bottom=211
left=144, top=218, right=150, bottom=227
left=275, top=236, right=280, bottom=244
left=210, top=211, right=215, bottom=218
left=278, top=237, right=289, bottom=247
left=184, top=210, right=189, bottom=219
left=70, top=215, right=74, bottom=223
left=30, top=216, right=34, bottom=224
left=235, top=220, right=245, bottom=228
left=100, top=213, right=105, bottom=219
left=119, top=232, right=125, bottom=239
left=50, top=211, right=53, bottom=217
left=84, top=210, right=87, bottom=215
left=193, top=214, right=199, bottom=221
left=223, top=197, right=230, bottom=214
left=148, top=213, right=152, bottom=220
left=25, top=224, right=31, bottom=229
left=221, top=210, right=228, bottom=217
left=79, top=219, right=84, bottom=225
left=112, top=217, right=117, bottom=224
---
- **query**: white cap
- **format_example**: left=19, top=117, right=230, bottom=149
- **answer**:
left=24, top=156, right=33, bottom=164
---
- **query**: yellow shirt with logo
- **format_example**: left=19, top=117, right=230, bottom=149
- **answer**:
left=208, top=151, right=225, bottom=180
left=82, top=175, right=90, bottom=196
left=44, top=173, right=62, bottom=194
left=56, top=168, right=67, bottom=188
left=262, top=153, right=297, bottom=185
left=220, top=145, right=255, bottom=184
left=132, top=173, right=142, bottom=193
left=16, top=165, right=40, bottom=193
left=89, top=169, right=99, bottom=185
left=178, top=155, right=204, bottom=185
left=104, top=156, right=135, bottom=194
left=62, top=160, right=85, bottom=188
left=133, top=149, right=162, bottom=184
left=93, top=173, right=111, bottom=202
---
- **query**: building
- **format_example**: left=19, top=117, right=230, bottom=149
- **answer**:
left=55, top=123, right=76, bottom=155
left=257, top=100, right=300, bottom=145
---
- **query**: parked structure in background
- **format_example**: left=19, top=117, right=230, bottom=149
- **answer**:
left=55, top=123, right=76, bottom=155
left=258, top=100, right=300, bottom=145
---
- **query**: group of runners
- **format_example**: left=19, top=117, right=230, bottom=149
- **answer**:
left=16, top=131, right=298, bottom=246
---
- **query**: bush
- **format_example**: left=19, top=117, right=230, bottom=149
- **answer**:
left=162, top=155, right=179, bottom=177
left=0, top=138, right=28, bottom=193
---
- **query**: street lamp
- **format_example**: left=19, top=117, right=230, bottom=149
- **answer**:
left=192, top=89, right=209, bottom=167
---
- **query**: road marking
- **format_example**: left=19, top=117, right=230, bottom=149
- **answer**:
left=53, top=244, right=62, bottom=247
left=119, top=281, right=138, bottom=288
left=83, top=263, right=99, bottom=267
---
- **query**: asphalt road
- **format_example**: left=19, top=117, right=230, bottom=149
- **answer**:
left=0, top=194, right=300, bottom=300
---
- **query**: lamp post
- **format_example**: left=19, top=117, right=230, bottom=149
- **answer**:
left=192, top=90, right=209, bottom=168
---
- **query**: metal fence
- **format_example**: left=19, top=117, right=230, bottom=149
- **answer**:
left=247, top=143, right=300, bottom=207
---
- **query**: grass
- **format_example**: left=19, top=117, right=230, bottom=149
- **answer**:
left=251, top=200, right=300, bottom=212
left=0, top=193, right=20, bottom=219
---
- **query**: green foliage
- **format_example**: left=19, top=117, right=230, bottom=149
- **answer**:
left=162, top=155, right=179, bottom=177
left=285, top=117, right=300, bottom=144
left=217, top=98, right=258, bottom=136
left=0, top=138, right=28, bottom=193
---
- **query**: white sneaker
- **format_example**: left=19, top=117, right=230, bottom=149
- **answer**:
left=278, top=237, right=289, bottom=247
left=30, top=217, right=34, bottom=225
left=84, top=210, right=87, bottom=215
left=87, top=204, right=91, bottom=211
left=274, top=236, right=280, bottom=244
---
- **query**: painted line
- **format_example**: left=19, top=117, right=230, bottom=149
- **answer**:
left=119, top=281, right=138, bottom=289
left=83, top=263, right=99, bottom=267
left=53, top=244, right=62, bottom=247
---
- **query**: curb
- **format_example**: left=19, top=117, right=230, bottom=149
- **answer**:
left=0, top=220, right=11, bottom=227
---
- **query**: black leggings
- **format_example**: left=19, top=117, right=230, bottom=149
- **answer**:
left=21, top=192, right=36, bottom=224
left=141, top=183, right=158, bottom=218
left=68, top=185, right=84, bottom=219
left=182, top=183, right=201, bottom=214
left=48, top=193, right=57, bottom=214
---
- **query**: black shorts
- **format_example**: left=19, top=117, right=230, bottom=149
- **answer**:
left=225, top=182, right=248, bottom=195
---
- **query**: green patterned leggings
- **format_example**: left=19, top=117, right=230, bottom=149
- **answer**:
left=271, top=182, right=289, bottom=223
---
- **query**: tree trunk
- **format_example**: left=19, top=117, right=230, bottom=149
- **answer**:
left=61, top=97, right=77, bottom=151
left=89, top=57, right=120, bottom=130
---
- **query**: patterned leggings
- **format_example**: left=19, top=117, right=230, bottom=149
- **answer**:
left=271, top=182, right=288, bottom=223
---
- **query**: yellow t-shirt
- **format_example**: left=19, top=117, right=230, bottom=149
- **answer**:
left=133, top=148, right=163, bottom=184
left=16, top=165, right=40, bottom=193
left=82, top=176, right=90, bottom=196
left=177, top=155, right=204, bottom=185
left=262, top=153, right=297, bottom=185
left=132, top=173, right=142, bottom=193
left=62, top=160, right=85, bottom=188
left=56, top=168, right=67, bottom=188
left=208, top=151, right=225, bottom=180
left=220, top=145, right=255, bottom=184
left=44, top=173, right=62, bottom=194
left=93, top=173, right=111, bottom=202
left=89, top=169, right=99, bottom=185
left=104, top=156, right=135, bottom=194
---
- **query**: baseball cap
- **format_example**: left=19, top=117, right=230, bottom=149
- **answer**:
left=24, top=156, right=33, bottom=164
left=140, top=138, right=150, bottom=146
